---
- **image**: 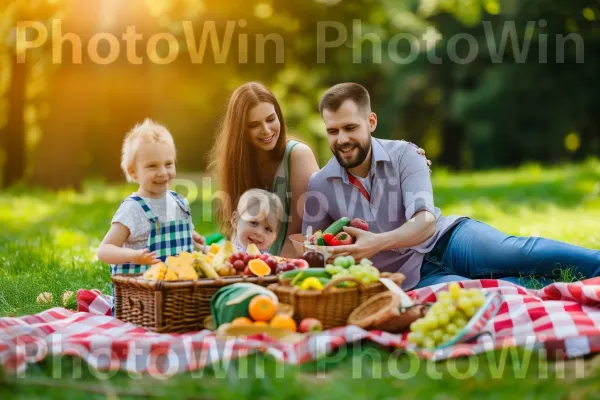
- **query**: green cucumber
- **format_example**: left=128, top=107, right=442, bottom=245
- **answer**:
left=323, top=217, right=351, bottom=235
left=317, top=277, right=331, bottom=286
left=317, top=237, right=325, bottom=246
left=280, top=268, right=331, bottom=281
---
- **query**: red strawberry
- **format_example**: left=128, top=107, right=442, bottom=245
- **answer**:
left=349, top=218, right=369, bottom=231
left=335, top=232, right=354, bottom=245
left=323, top=233, right=335, bottom=245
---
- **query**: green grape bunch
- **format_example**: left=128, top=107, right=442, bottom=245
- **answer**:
left=407, top=282, right=486, bottom=349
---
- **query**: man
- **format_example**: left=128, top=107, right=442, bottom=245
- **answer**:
left=302, top=83, right=600, bottom=290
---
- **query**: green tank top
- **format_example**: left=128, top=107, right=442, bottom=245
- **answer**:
left=268, top=140, right=299, bottom=255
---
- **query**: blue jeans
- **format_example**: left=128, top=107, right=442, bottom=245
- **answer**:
left=415, top=219, right=600, bottom=289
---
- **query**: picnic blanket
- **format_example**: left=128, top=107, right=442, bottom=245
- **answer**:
left=2, top=278, right=600, bottom=375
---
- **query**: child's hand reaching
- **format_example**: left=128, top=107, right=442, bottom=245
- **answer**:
left=192, top=231, right=205, bottom=251
left=132, top=248, right=161, bottom=265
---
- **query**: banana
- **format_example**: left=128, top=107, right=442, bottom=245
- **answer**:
left=193, top=258, right=220, bottom=279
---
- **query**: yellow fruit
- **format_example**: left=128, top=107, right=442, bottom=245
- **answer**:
left=209, top=244, right=220, bottom=254
left=164, top=269, right=179, bottom=281
left=211, top=241, right=236, bottom=266
left=254, top=321, right=268, bottom=327
left=246, top=243, right=261, bottom=256
left=143, top=262, right=167, bottom=280
left=193, top=258, right=219, bottom=279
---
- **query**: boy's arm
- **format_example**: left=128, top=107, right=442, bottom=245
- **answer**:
left=96, top=223, right=160, bottom=265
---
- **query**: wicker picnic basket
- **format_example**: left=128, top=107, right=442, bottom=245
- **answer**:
left=346, top=291, right=428, bottom=333
left=268, top=272, right=405, bottom=330
left=111, top=274, right=278, bottom=333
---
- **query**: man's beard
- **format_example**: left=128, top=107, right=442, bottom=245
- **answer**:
left=333, top=139, right=371, bottom=169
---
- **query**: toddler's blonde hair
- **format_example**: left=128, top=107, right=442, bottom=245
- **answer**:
left=234, top=189, right=284, bottom=232
left=120, top=119, right=176, bottom=182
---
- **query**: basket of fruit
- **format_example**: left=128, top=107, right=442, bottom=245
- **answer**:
left=289, top=217, right=370, bottom=260
left=112, top=241, right=293, bottom=333
left=268, top=255, right=405, bottom=329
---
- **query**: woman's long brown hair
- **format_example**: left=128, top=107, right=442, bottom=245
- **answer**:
left=208, top=82, right=287, bottom=238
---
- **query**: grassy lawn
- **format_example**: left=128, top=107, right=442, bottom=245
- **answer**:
left=1, top=159, right=600, bottom=399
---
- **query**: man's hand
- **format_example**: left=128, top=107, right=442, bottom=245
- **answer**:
left=416, top=147, right=433, bottom=174
left=192, top=231, right=205, bottom=250
left=329, top=227, right=384, bottom=261
left=132, top=248, right=161, bottom=265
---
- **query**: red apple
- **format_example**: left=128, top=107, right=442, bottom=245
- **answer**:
left=243, top=254, right=254, bottom=265
left=258, top=254, right=270, bottom=261
left=299, top=318, right=323, bottom=333
left=243, top=266, right=252, bottom=276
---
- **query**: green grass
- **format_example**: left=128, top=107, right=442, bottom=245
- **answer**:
left=1, top=160, right=600, bottom=399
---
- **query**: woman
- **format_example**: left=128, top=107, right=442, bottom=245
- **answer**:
left=208, top=82, right=320, bottom=257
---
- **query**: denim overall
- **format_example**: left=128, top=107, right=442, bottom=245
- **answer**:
left=109, top=191, right=194, bottom=315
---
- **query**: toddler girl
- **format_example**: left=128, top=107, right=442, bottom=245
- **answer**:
left=231, top=189, right=283, bottom=254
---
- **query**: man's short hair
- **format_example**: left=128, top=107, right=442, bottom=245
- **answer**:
left=319, top=83, right=371, bottom=115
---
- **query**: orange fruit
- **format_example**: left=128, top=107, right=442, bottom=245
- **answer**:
left=231, top=317, right=253, bottom=326
left=248, top=259, right=271, bottom=276
left=248, top=295, right=277, bottom=322
left=254, top=321, right=268, bottom=326
left=269, top=315, right=297, bottom=332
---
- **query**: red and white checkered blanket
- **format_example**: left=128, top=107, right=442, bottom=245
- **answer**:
left=2, top=279, right=600, bottom=375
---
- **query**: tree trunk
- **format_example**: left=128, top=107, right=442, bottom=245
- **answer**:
left=2, top=54, right=26, bottom=188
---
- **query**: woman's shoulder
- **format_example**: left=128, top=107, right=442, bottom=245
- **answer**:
left=288, top=140, right=316, bottom=162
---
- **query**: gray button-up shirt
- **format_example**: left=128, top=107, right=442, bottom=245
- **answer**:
left=302, top=137, right=465, bottom=289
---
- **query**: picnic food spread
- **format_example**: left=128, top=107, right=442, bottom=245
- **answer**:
left=112, top=224, right=497, bottom=349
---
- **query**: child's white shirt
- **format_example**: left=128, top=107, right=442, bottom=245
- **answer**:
left=111, top=193, right=194, bottom=251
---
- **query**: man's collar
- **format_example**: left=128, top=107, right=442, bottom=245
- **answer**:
left=322, top=137, right=391, bottom=181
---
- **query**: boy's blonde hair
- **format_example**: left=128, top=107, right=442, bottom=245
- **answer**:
left=235, top=189, right=284, bottom=231
left=120, top=119, right=176, bottom=182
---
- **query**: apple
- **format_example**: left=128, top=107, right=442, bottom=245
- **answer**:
left=243, top=254, right=255, bottom=265
left=299, top=318, right=323, bottom=333
left=257, top=254, right=270, bottom=261
left=243, top=266, right=252, bottom=276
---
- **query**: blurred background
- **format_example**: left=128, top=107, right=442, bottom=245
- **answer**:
left=0, top=0, right=599, bottom=190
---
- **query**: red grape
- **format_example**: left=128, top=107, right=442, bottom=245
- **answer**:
left=265, top=257, right=278, bottom=270
left=233, top=260, right=245, bottom=271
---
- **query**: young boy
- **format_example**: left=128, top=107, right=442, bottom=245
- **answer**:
left=97, top=119, right=204, bottom=275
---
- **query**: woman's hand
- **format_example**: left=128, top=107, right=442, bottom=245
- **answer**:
left=132, top=248, right=161, bottom=265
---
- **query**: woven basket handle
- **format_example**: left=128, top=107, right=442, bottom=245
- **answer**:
left=322, top=276, right=367, bottom=293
